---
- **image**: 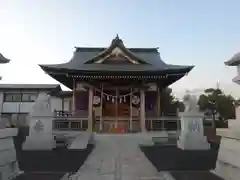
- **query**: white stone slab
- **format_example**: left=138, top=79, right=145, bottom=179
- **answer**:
left=220, top=137, right=240, bottom=152
left=0, top=161, right=21, bottom=180
left=215, top=161, right=240, bottom=180
left=216, top=136, right=240, bottom=168
left=0, top=137, right=14, bottom=151
left=214, top=130, right=240, bottom=180
left=0, top=128, right=18, bottom=139
left=68, top=132, right=92, bottom=149
left=0, top=148, right=16, bottom=166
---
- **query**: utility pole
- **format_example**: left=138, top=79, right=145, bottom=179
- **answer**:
left=216, top=81, right=220, bottom=90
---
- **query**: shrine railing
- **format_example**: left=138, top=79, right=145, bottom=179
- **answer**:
left=54, top=110, right=88, bottom=118
left=53, top=110, right=89, bottom=130
left=53, top=119, right=88, bottom=131
left=53, top=110, right=180, bottom=131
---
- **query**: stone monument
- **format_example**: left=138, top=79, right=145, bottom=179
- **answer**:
left=213, top=53, right=240, bottom=180
left=177, top=93, right=210, bottom=150
left=22, top=93, right=56, bottom=150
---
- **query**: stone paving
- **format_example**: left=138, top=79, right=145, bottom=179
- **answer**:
left=70, top=134, right=174, bottom=180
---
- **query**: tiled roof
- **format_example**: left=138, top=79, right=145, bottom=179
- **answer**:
left=0, top=53, right=10, bottom=63
left=0, top=84, right=61, bottom=90
left=39, top=36, right=193, bottom=73
left=225, top=52, right=240, bottom=66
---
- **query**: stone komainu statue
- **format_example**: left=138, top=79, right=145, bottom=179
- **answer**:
left=183, top=93, right=199, bottom=113
left=29, top=93, right=51, bottom=116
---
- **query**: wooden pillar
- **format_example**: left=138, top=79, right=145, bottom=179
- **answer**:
left=130, top=87, right=133, bottom=132
left=88, top=86, right=93, bottom=131
left=115, top=88, right=118, bottom=128
left=72, top=78, right=76, bottom=113
left=157, top=86, right=165, bottom=130
left=100, top=84, right=103, bottom=131
left=140, top=89, right=146, bottom=132
left=156, top=86, right=161, bottom=117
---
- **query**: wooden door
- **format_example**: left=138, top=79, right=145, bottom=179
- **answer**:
left=103, top=102, right=130, bottom=116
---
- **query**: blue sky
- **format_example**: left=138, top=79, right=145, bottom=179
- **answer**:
left=0, top=0, right=240, bottom=98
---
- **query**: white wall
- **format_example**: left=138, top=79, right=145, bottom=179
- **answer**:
left=2, top=102, right=34, bottom=113
left=63, top=98, right=71, bottom=111
left=0, top=90, right=69, bottom=114
left=50, top=97, right=62, bottom=112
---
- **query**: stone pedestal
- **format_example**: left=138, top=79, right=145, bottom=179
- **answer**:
left=23, top=117, right=56, bottom=150
left=177, top=115, right=210, bottom=150
left=23, top=94, right=56, bottom=150
left=0, top=128, right=22, bottom=180
left=214, top=127, right=240, bottom=180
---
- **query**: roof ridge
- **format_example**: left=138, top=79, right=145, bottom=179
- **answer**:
left=75, top=47, right=158, bottom=52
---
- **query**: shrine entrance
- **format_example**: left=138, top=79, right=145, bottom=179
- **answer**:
left=102, top=101, right=131, bottom=132
left=103, top=102, right=130, bottom=117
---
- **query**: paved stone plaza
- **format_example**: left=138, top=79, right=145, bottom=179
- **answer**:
left=70, top=134, right=174, bottom=180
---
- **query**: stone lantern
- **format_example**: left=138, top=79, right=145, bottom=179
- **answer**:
left=214, top=52, right=240, bottom=179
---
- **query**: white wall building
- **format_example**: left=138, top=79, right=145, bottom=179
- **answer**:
left=0, top=84, right=71, bottom=127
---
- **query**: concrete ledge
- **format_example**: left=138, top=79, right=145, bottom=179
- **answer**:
left=68, top=132, right=93, bottom=149
left=214, top=160, right=240, bottom=180
left=0, top=128, right=18, bottom=139
left=217, top=129, right=240, bottom=140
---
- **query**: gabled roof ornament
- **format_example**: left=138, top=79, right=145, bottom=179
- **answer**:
left=112, top=34, right=123, bottom=44
left=84, top=35, right=149, bottom=64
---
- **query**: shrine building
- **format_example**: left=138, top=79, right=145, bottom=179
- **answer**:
left=40, top=36, right=194, bottom=132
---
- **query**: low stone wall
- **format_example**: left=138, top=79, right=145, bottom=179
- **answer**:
left=18, top=144, right=94, bottom=173
left=140, top=145, right=219, bottom=171
left=0, top=128, right=21, bottom=180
